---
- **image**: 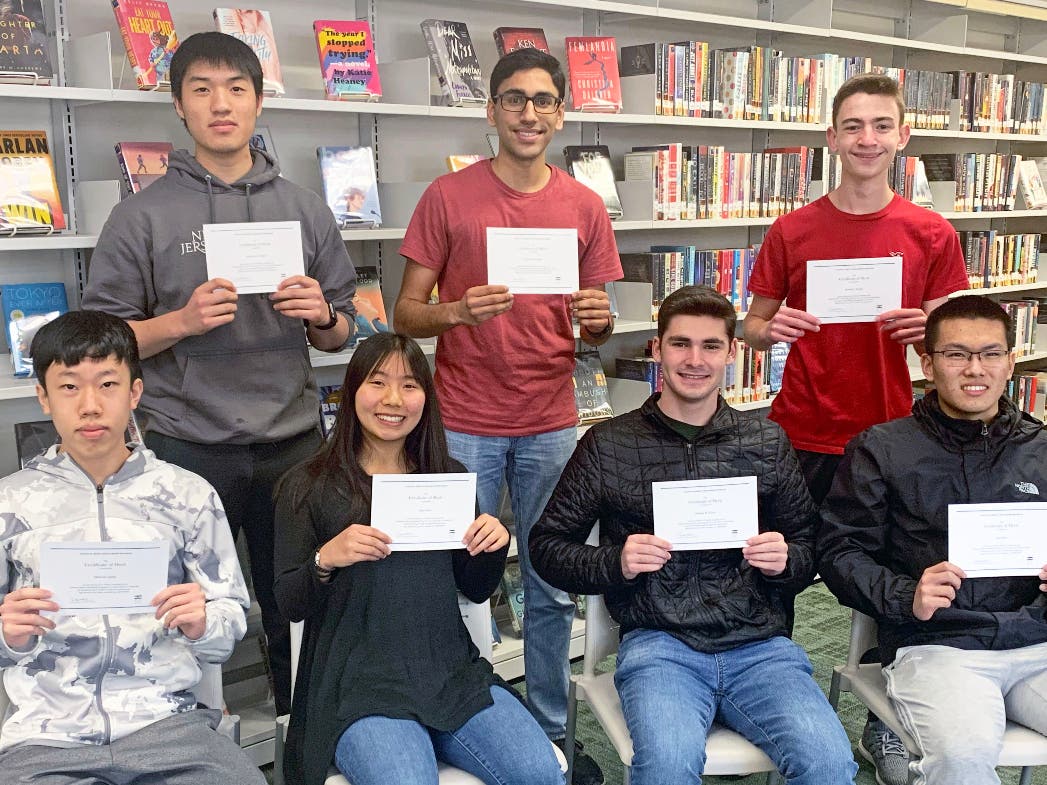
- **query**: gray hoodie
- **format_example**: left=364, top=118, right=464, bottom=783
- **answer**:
left=83, top=149, right=356, bottom=445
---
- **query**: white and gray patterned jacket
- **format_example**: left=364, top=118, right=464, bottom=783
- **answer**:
left=0, top=445, right=249, bottom=750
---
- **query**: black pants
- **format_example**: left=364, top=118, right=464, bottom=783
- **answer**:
left=145, top=428, right=321, bottom=716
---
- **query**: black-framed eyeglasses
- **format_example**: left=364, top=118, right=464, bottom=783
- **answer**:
left=929, top=349, right=1010, bottom=367
left=492, top=92, right=563, bottom=113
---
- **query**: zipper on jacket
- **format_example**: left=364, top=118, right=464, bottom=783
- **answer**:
left=93, top=483, right=115, bottom=744
left=982, top=421, right=989, bottom=454
left=686, top=442, right=696, bottom=477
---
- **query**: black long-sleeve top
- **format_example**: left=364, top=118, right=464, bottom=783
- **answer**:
left=273, top=462, right=509, bottom=785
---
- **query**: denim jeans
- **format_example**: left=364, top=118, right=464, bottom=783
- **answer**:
left=614, top=629, right=858, bottom=785
left=445, top=427, right=578, bottom=738
left=333, top=686, right=564, bottom=785
left=885, top=641, right=1047, bottom=785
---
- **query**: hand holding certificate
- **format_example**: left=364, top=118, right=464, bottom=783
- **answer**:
left=948, top=503, right=1047, bottom=578
left=40, top=541, right=168, bottom=616
left=203, top=221, right=305, bottom=294
left=806, top=256, right=902, bottom=324
left=371, top=473, right=477, bottom=551
left=486, top=228, right=579, bottom=295
left=653, top=476, right=759, bottom=550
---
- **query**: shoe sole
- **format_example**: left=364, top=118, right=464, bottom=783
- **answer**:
left=857, top=739, right=900, bottom=785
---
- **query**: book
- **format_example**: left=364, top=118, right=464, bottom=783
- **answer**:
left=492, top=27, right=549, bottom=56
left=13, top=419, right=56, bottom=467
left=213, top=8, right=284, bottom=96
left=248, top=124, right=277, bottom=159
left=0, top=282, right=68, bottom=377
left=316, top=146, right=381, bottom=228
left=0, top=0, right=53, bottom=84
left=351, top=265, right=389, bottom=344
left=500, top=559, right=525, bottom=635
left=313, top=19, right=381, bottom=102
left=111, top=0, right=178, bottom=90
left=1017, top=159, right=1047, bottom=210
left=446, top=154, right=485, bottom=172
left=420, top=19, right=487, bottom=107
left=565, top=37, right=622, bottom=112
left=317, top=384, right=342, bottom=439
left=573, top=349, right=613, bottom=424
left=563, top=145, right=623, bottom=219
left=0, top=130, right=65, bottom=233
left=114, top=141, right=173, bottom=195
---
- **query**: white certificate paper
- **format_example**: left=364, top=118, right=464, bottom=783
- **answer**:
left=486, top=227, right=579, bottom=294
left=806, top=256, right=903, bottom=324
left=203, top=221, right=305, bottom=294
left=372, top=473, right=477, bottom=551
left=40, top=541, right=168, bottom=615
left=652, top=476, right=759, bottom=550
left=948, top=503, right=1047, bottom=578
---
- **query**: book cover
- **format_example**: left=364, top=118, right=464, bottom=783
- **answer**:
left=114, top=141, right=173, bottom=194
left=573, top=349, right=613, bottom=424
left=351, top=265, right=389, bottom=344
left=213, top=8, right=284, bottom=96
left=0, top=130, right=65, bottom=233
left=13, top=419, right=56, bottom=467
left=248, top=124, right=277, bottom=159
left=111, top=0, right=178, bottom=90
left=500, top=559, right=525, bottom=635
left=318, top=384, right=342, bottom=439
left=1, top=282, right=68, bottom=377
left=493, top=27, right=549, bottom=57
left=565, top=37, right=622, bottom=113
left=313, top=19, right=381, bottom=102
left=420, top=19, right=487, bottom=107
left=316, top=146, right=381, bottom=228
left=563, top=145, right=623, bottom=219
left=1017, top=159, right=1047, bottom=210
left=0, top=0, right=53, bottom=84
left=619, top=42, right=656, bottom=77
left=446, top=154, right=485, bottom=172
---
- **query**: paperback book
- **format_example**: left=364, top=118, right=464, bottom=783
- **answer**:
left=318, top=384, right=342, bottom=439
left=213, top=8, right=284, bottom=96
left=114, top=141, right=173, bottom=194
left=500, top=560, right=525, bottom=635
left=111, top=0, right=178, bottom=90
left=493, top=27, right=549, bottom=56
left=248, top=125, right=277, bottom=159
left=0, top=130, right=65, bottom=233
left=563, top=145, right=623, bottom=219
left=0, top=0, right=53, bottom=84
left=313, top=19, right=381, bottom=101
left=565, top=36, right=622, bottom=113
left=1017, top=159, right=1047, bottom=210
left=317, top=146, right=381, bottom=228
left=573, top=349, right=613, bottom=424
left=1, top=282, right=68, bottom=377
left=351, top=265, right=389, bottom=344
left=420, top=19, right=487, bottom=107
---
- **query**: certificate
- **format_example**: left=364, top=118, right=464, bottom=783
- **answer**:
left=372, top=473, right=476, bottom=551
left=806, top=256, right=902, bottom=324
left=652, top=476, right=759, bottom=550
left=948, top=503, right=1047, bottom=578
left=203, top=221, right=305, bottom=294
left=40, top=541, right=168, bottom=615
left=486, top=228, right=579, bottom=294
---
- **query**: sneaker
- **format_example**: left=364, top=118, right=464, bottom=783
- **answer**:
left=858, top=718, right=909, bottom=785
left=554, top=738, right=605, bottom=785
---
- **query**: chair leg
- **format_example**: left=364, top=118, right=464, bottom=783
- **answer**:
left=828, top=669, right=841, bottom=709
left=564, top=681, right=578, bottom=782
left=1018, top=766, right=1033, bottom=785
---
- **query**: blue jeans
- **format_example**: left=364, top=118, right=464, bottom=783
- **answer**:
left=445, top=427, right=578, bottom=738
left=334, top=686, right=564, bottom=785
left=614, top=630, right=858, bottom=785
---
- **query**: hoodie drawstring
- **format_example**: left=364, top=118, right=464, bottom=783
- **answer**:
left=245, top=183, right=254, bottom=222
left=204, top=175, right=217, bottom=224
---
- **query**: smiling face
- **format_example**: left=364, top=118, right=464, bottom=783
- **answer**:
left=354, top=352, right=426, bottom=453
left=173, top=60, right=262, bottom=172
left=486, top=67, right=564, bottom=167
left=652, top=314, right=736, bottom=425
left=921, top=317, right=1015, bottom=422
left=827, top=92, right=910, bottom=187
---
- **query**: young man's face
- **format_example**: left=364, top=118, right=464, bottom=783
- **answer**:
left=36, top=355, right=143, bottom=475
left=487, top=67, right=564, bottom=167
left=921, top=317, right=1014, bottom=421
left=653, top=315, right=736, bottom=413
left=827, top=92, right=910, bottom=186
left=174, top=61, right=262, bottom=163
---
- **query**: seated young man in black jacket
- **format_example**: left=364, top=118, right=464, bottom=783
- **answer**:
left=530, top=285, right=857, bottom=785
left=819, top=294, right=1047, bottom=785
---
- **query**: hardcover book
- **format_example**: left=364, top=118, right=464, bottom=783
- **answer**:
left=493, top=27, right=549, bottom=56
left=0, top=0, right=53, bottom=84
left=351, top=265, right=389, bottom=344
left=114, top=141, right=173, bottom=194
left=565, top=36, right=622, bottom=113
left=13, top=419, right=57, bottom=467
left=573, top=349, right=613, bottom=424
left=111, top=0, right=178, bottom=90
left=248, top=124, right=277, bottom=159
left=420, top=19, right=487, bottom=107
left=318, top=384, right=342, bottom=439
left=316, top=146, right=381, bottom=229
left=213, top=8, right=284, bottom=96
left=0, top=130, right=65, bottom=233
left=1017, top=159, right=1047, bottom=210
left=563, top=145, right=623, bottom=219
left=313, top=19, right=381, bottom=102
left=1, top=282, right=68, bottom=377
left=500, top=560, right=525, bottom=635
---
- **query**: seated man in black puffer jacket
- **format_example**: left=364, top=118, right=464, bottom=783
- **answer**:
left=819, top=294, right=1047, bottom=785
left=530, top=285, right=857, bottom=785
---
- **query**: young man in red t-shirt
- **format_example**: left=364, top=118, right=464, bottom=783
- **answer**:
left=395, top=48, right=623, bottom=785
left=746, top=73, right=969, bottom=784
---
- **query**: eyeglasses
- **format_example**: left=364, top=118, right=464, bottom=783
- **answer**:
left=492, top=92, right=563, bottom=113
left=929, top=349, right=1010, bottom=367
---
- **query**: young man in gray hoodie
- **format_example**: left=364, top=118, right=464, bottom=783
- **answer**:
left=82, top=32, right=357, bottom=716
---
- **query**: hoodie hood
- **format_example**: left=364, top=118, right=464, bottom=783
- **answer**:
left=166, top=148, right=281, bottom=224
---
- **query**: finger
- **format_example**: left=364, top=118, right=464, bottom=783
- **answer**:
left=5, top=588, right=53, bottom=602
left=164, top=609, right=205, bottom=630
left=8, top=599, right=60, bottom=614
left=4, top=611, right=57, bottom=628
left=468, top=529, right=499, bottom=555
left=205, top=278, right=236, bottom=292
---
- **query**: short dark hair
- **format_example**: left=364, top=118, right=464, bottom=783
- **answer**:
left=925, top=295, right=1013, bottom=352
left=832, top=73, right=905, bottom=128
left=170, top=32, right=263, bottom=101
left=657, top=285, right=737, bottom=341
left=31, top=311, right=143, bottom=388
left=489, top=48, right=566, bottom=100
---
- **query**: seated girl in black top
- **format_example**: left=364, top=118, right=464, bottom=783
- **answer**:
left=274, top=333, right=564, bottom=785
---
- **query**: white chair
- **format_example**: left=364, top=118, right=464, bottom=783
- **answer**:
left=828, top=609, right=1047, bottom=785
left=564, top=592, right=783, bottom=785
left=274, top=595, right=568, bottom=785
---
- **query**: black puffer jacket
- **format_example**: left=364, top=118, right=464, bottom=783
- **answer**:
left=530, top=395, right=818, bottom=653
left=818, top=392, right=1047, bottom=664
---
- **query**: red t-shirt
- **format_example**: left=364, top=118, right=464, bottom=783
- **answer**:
left=748, top=194, right=968, bottom=454
left=399, top=160, right=623, bottom=436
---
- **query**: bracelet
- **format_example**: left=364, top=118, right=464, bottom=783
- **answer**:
left=584, top=318, right=613, bottom=338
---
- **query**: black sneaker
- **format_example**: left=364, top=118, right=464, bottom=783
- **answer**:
left=554, top=738, right=605, bottom=785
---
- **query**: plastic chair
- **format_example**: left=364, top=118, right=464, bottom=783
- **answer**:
left=564, top=592, right=783, bottom=784
left=828, top=608, right=1047, bottom=785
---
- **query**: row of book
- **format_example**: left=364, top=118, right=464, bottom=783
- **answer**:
left=1001, top=299, right=1041, bottom=357
left=960, top=232, right=1042, bottom=289
left=1007, top=372, right=1047, bottom=419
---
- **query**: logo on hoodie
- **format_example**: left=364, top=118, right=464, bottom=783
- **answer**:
left=180, top=229, right=206, bottom=256
left=1015, top=481, right=1040, bottom=495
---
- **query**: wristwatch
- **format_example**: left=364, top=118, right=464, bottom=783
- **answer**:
left=585, top=318, right=613, bottom=338
left=313, top=548, right=334, bottom=575
left=312, top=300, right=338, bottom=331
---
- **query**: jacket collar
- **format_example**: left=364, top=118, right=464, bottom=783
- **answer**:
left=912, top=390, right=1039, bottom=454
left=640, top=393, right=737, bottom=442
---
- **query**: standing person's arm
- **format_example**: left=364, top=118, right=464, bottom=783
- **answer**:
left=395, top=260, right=513, bottom=338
